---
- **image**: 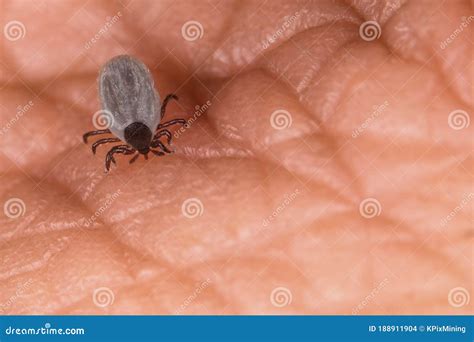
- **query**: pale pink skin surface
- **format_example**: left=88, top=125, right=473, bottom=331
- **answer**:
left=0, top=0, right=472, bottom=314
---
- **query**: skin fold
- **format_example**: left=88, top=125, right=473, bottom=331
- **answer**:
left=0, top=0, right=472, bottom=314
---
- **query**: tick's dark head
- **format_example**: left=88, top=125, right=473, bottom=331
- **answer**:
left=124, top=122, right=152, bottom=154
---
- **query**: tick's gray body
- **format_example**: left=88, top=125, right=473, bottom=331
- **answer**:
left=83, top=55, right=185, bottom=172
left=98, top=55, right=161, bottom=142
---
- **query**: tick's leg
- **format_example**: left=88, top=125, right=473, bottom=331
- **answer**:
left=105, top=145, right=135, bottom=172
left=129, top=153, right=140, bottom=164
left=83, top=129, right=111, bottom=143
left=160, top=94, right=179, bottom=120
left=151, top=139, right=172, bottom=153
left=106, top=148, right=135, bottom=171
left=152, top=129, right=172, bottom=145
left=157, top=118, right=186, bottom=129
left=151, top=149, right=165, bottom=157
left=91, top=138, right=121, bottom=154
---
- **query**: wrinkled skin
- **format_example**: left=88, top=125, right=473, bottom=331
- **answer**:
left=0, top=0, right=472, bottom=314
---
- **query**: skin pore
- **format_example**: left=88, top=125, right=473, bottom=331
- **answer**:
left=0, top=0, right=472, bottom=314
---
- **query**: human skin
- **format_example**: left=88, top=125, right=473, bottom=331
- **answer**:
left=0, top=0, right=472, bottom=314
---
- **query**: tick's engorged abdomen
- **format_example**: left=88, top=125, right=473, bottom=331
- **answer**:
left=99, top=55, right=160, bottom=139
left=83, top=55, right=186, bottom=172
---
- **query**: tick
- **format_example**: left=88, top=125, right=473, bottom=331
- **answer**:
left=83, top=55, right=186, bottom=172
